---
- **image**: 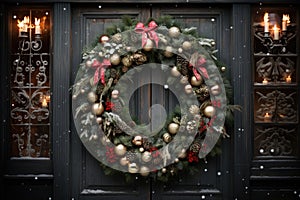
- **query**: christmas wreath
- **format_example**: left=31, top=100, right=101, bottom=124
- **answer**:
left=72, top=16, right=239, bottom=182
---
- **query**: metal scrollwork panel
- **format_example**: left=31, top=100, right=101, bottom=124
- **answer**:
left=11, top=125, right=50, bottom=158
left=10, top=9, right=51, bottom=158
left=255, top=56, right=296, bottom=83
left=254, top=89, right=297, bottom=123
left=254, top=125, right=297, bottom=157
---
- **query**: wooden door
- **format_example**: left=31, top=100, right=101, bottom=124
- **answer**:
left=71, top=3, right=231, bottom=200
left=151, top=4, right=232, bottom=200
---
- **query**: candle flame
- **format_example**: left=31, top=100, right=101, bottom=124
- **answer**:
left=264, top=12, right=269, bottom=22
left=17, top=19, right=24, bottom=28
left=282, top=14, right=290, bottom=23
left=23, top=16, right=30, bottom=24
left=35, top=18, right=40, bottom=26
left=273, top=24, right=279, bottom=31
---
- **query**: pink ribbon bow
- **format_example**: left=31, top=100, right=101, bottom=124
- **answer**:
left=190, top=56, right=209, bottom=80
left=135, top=20, right=159, bottom=48
left=92, top=59, right=111, bottom=85
left=189, top=53, right=209, bottom=80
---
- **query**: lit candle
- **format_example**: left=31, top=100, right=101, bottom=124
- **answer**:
left=264, top=113, right=271, bottom=122
left=262, top=78, right=268, bottom=84
left=42, top=98, right=48, bottom=107
left=23, top=16, right=29, bottom=32
left=35, top=18, right=41, bottom=34
left=286, top=75, right=291, bottom=83
left=264, top=13, right=269, bottom=33
left=17, top=19, right=25, bottom=36
left=273, top=25, right=279, bottom=40
left=282, top=14, right=290, bottom=31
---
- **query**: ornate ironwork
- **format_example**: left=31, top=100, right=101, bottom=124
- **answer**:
left=255, top=127, right=296, bottom=156
left=10, top=11, right=50, bottom=158
left=253, top=23, right=296, bottom=54
left=255, top=90, right=297, bottom=122
left=256, top=56, right=294, bottom=83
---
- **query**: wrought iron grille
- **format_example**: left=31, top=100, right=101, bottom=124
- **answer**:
left=10, top=9, right=51, bottom=158
left=252, top=7, right=299, bottom=158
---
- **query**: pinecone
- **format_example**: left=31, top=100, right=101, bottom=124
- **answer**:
left=177, top=56, right=189, bottom=75
left=125, top=150, right=138, bottom=162
left=132, top=52, right=147, bottom=65
left=110, top=68, right=118, bottom=79
left=190, top=142, right=201, bottom=153
left=142, top=138, right=153, bottom=150
left=196, top=85, right=210, bottom=102
left=111, top=33, right=122, bottom=43
left=96, top=84, right=104, bottom=94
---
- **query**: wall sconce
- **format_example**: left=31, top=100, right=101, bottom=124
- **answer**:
left=17, top=15, right=42, bottom=38
left=255, top=12, right=294, bottom=54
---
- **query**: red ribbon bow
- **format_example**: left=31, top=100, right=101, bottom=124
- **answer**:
left=211, top=100, right=221, bottom=108
left=189, top=53, right=209, bottom=80
left=135, top=20, right=159, bottom=48
left=193, top=57, right=209, bottom=80
left=92, top=59, right=111, bottom=85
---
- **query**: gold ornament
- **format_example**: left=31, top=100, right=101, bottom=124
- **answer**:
left=190, top=76, right=203, bottom=86
left=99, top=35, right=109, bottom=44
left=174, top=158, right=179, bottom=163
left=169, top=26, right=180, bottom=38
left=126, top=46, right=132, bottom=51
left=114, top=144, right=127, bottom=156
left=111, top=89, right=119, bottom=99
left=139, top=147, right=145, bottom=152
left=128, top=163, right=139, bottom=173
left=96, top=117, right=103, bottom=124
left=85, top=60, right=92, bottom=68
left=164, top=46, right=173, bottom=58
left=91, top=103, right=104, bottom=115
left=132, top=135, right=143, bottom=146
left=204, top=105, right=216, bottom=118
left=121, top=56, right=132, bottom=67
left=110, top=54, right=121, bottom=65
left=182, top=41, right=192, bottom=50
left=162, top=168, right=167, bottom=173
left=178, top=47, right=183, bottom=54
left=184, top=84, right=193, bottom=94
left=98, top=51, right=104, bottom=57
left=210, top=85, right=221, bottom=96
left=180, top=76, right=188, bottom=84
left=142, top=151, right=152, bottom=162
left=140, top=166, right=150, bottom=176
left=168, top=123, right=179, bottom=134
left=143, top=39, right=154, bottom=51
left=171, top=66, right=181, bottom=77
left=178, top=149, right=187, bottom=158
left=120, top=157, right=128, bottom=166
left=87, top=91, right=97, bottom=103
left=221, top=66, right=226, bottom=72
left=163, top=133, right=172, bottom=143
